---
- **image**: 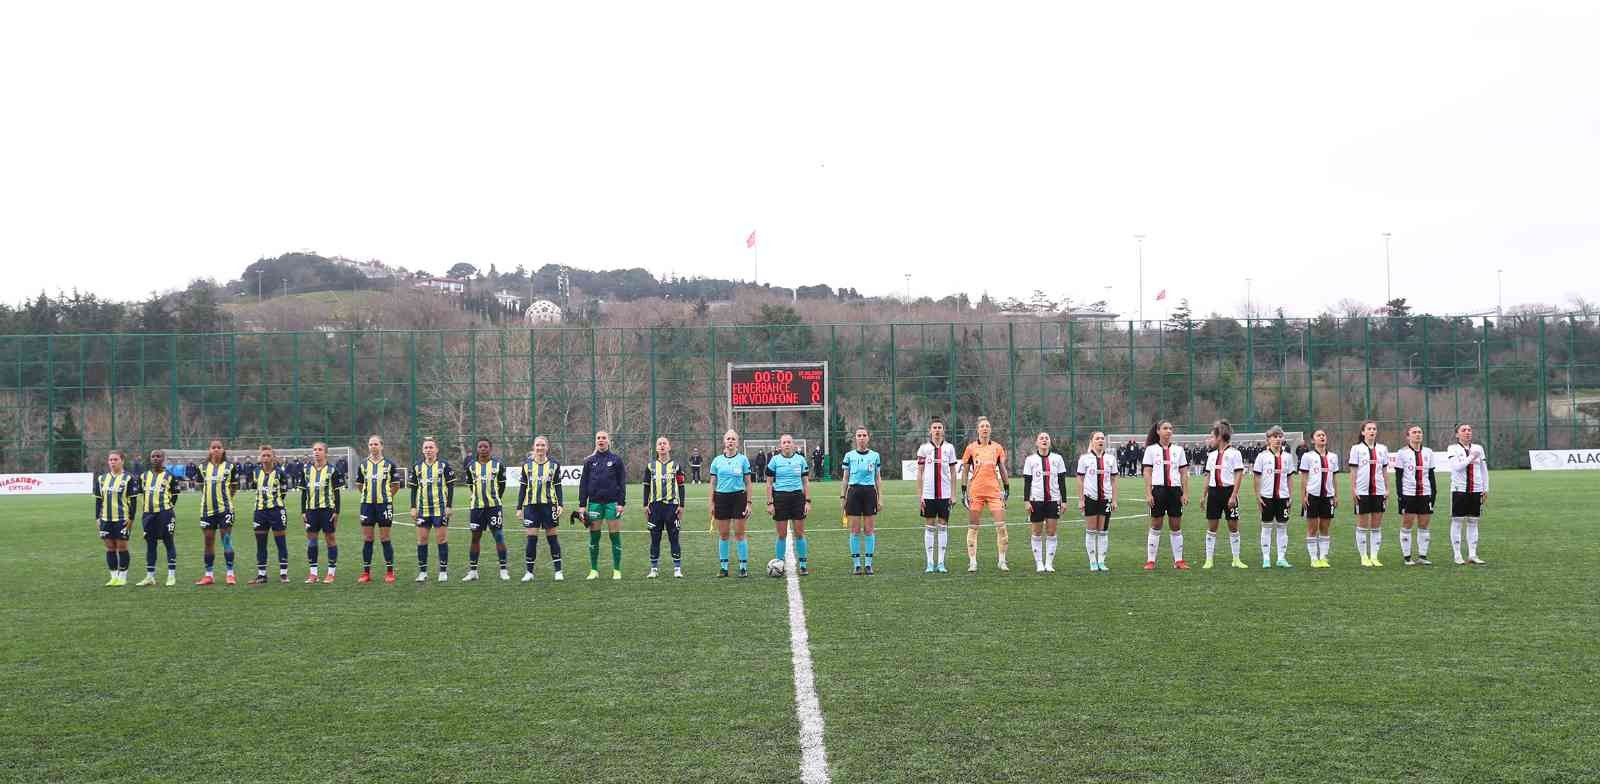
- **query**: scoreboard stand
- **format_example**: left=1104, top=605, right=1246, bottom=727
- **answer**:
left=726, top=362, right=830, bottom=473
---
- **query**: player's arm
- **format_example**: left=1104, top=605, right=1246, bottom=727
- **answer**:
left=495, top=463, right=507, bottom=501
left=1056, top=462, right=1069, bottom=502
left=641, top=465, right=653, bottom=506
left=577, top=459, right=590, bottom=510
left=1075, top=460, right=1086, bottom=512
left=552, top=461, right=564, bottom=511
left=1230, top=460, right=1243, bottom=507
left=997, top=452, right=1010, bottom=501
left=614, top=458, right=626, bottom=514
left=674, top=469, right=686, bottom=515
left=300, top=475, right=310, bottom=516
left=387, top=460, right=401, bottom=495
left=443, top=463, right=456, bottom=517
left=92, top=473, right=104, bottom=521
left=799, top=470, right=809, bottom=510
left=1143, top=463, right=1154, bottom=506
left=516, top=465, right=529, bottom=509
left=1022, top=469, right=1034, bottom=508
left=765, top=468, right=775, bottom=509
left=332, top=470, right=343, bottom=516
left=743, top=463, right=754, bottom=511
left=408, top=465, right=420, bottom=516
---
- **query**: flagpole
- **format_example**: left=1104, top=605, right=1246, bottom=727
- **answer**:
left=1135, top=234, right=1146, bottom=324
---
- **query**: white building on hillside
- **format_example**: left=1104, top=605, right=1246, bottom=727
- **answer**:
left=414, top=277, right=465, bottom=294
left=494, top=290, right=523, bottom=310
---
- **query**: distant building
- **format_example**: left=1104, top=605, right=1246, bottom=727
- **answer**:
left=414, top=277, right=465, bottom=294
left=332, top=256, right=394, bottom=279
left=525, top=299, right=563, bottom=324
left=494, top=290, right=524, bottom=310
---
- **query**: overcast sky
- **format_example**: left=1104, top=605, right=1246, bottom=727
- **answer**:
left=3, top=1, right=1597, bottom=318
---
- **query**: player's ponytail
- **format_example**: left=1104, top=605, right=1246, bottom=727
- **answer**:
left=1146, top=420, right=1171, bottom=447
left=1211, top=419, right=1232, bottom=446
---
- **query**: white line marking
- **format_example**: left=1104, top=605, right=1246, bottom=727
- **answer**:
left=784, top=530, right=831, bottom=784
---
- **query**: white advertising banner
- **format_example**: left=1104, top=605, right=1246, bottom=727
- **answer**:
left=1528, top=449, right=1600, bottom=471
left=0, top=473, right=95, bottom=495
left=901, top=460, right=919, bottom=481
left=505, top=464, right=585, bottom=486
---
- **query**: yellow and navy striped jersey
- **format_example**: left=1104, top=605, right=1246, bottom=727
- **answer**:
left=409, top=460, right=455, bottom=516
left=517, top=458, right=563, bottom=507
left=466, top=459, right=506, bottom=509
left=301, top=463, right=342, bottom=513
left=94, top=471, right=140, bottom=523
left=197, top=461, right=237, bottom=517
left=255, top=466, right=290, bottom=510
left=642, top=459, right=685, bottom=506
left=356, top=458, right=399, bottom=504
left=140, top=469, right=179, bottom=513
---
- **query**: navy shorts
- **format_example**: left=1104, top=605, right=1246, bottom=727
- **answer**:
left=469, top=507, right=504, bottom=532
left=199, top=512, right=234, bottom=530
left=359, top=502, right=394, bottom=528
left=647, top=501, right=681, bottom=531
left=304, top=508, right=336, bottom=534
left=522, top=504, right=557, bottom=529
left=98, top=520, right=130, bottom=540
left=142, top=510, right=176, bottom=539
left=417, top=515, right=449, bottom=529
left=253, top=508, right=288, bottom=532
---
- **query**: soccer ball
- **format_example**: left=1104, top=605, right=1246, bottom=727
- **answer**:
left=766, top=558, right=786, bottom=578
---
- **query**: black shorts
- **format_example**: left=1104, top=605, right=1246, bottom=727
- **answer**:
left=98, top=520, right=130, bottom=540
left=199, top=512, right=234, bottom=530
left=253, top=508, right=288, bottom=532
left=1356, top=494, right=1387, bottom=515
left=521, top=504, right=558, bottom=529
left=1148, top=485, right=1183, bottom=519
left=417, top=515, right=449, bottom=529
left=1304, top=495, right=1335, bottom=519
left=1204, top=487, right=1240, bottom=522
left=1452, top=491, right=1484, bottom=518
left=713, top=491, right=748, bottom=520
left=647, top=501, right=681, bottom=531
left=469, top=507, right=504, bottom=532
left=304, top=508, right=336, bottom=534
left=1398, top=495, right=1435, bottom=515
left=845, top=485, right=878, bottom=517
left=1259, top=497, right=1291, bottom=524
left=1028, top=501, right=1061, bottom=523
left=921, top=498, right=952, bottom=521
left=1082, top=496, right=1110, bottom=518
left=142, top=510, right=176, bottom=539
left=771, top=490, right=807, bottom=521
left=359, top=502, right=394, bottom=528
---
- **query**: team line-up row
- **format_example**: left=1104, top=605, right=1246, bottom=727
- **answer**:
left=85, top=415, right=1492, bottom=586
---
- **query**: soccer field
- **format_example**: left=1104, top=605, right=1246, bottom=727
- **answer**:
left=4, top=472, right=1598, bottom=783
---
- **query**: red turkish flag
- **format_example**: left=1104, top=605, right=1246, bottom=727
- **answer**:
left=746, top=230, right=757, bottom=248
left=1155, top=289, right=1167, bottom=301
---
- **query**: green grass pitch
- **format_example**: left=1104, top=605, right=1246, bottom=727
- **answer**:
left=3, top=472, right=1598, bottom=783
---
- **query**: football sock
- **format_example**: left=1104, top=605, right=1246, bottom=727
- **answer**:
left=381, top=540, right=394, bottom=567
left=966, top=526, right=978, bottom=560
left=106, top=551, right=118, bottom=572
left=1097, top=530, right=1109, bottom=562
left=667, top=525, right=681, bottom=564
left=437, top=543, right=448, bottom=571
left=864, top=534, right=876, bottom=567
left=525, top=537, right=537, bottom=571
left=734, top=538, right=747, bottom=569
left=1355, top=526, right=1368, bottom=559
left=547, top=536, right=562, bottom=571
left=1204, top=530, right=1217, bottom=561
left=1260, top=526, right=1271, bottom=560
left=470, top=540, right=481, bottom=568
left=1318, top=535, right=1331, bottom=560
left=1306, top=535, right=1319, bottom=562
left=1418, top=528, right=1430, bottom=556
left=793, top=536, right=806, bottom=566
left=936, top=526, right=949, bottom=564
left=204, top=551, right=215, bottom=575
left=649, top=525, right=664, bottom=564
left=1229, top=531, right=1240, bottom=559
left=255, top=532, right=269, bottom=572
left=220, top=531, right=234, bottom=571
left=1450, top=518, right=1463, bottom=558
left=1147, top=528, right=1160, bottom=562
left=146, top=539, right=159, bottom=573
left=491, top=528, right=507, bottom=567
left=1399, top=528, right=1412, bottom=557
left=775, top=536, right=786, bottom=561
left=849, top=533, right=860, bottom=566
left=719, top=538, right=730, bottom=569
left=1044, top=535, right=1057, bottom=565
left=994, top=522, right=1008, bottom=556
left=274, top=533, right=288, bottom=572
left=1275, top=524, right=1288, bottom=561
left=1466, top=518, right=1479, bottom=557
left=362, top=541, right=373, bottom=569
left=1084, top=531, right=1095, bottom=563
left=307, top=540, right=320, bottom=567
left=417, top=544, right=428, bottom=569
left=327, top=545, right=337, bottom=568
left=588, top=528, right=601, bottom=570
left=1032, top=534, right=1044, bottom=565
left=1368, top=528, right=1381, bottom=557
left=924, top=526, right=936, bottom=565
left=1169, top=531, right=1183, bottom=562
left=118, top=550, right=129, bottom=573
left=163, top=534, right=177, bottom=571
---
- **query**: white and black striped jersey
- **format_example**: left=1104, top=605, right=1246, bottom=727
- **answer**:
left=1445, top=443, right=1489, bottom=493
left=1252, top=449, right=1297, bottom=499
left=1392, top=446, right=1435, bottom=497
left=1347, top=442, right=1390, bottom=496
left=1077, top=451, right=1117, bottom=501
left=1299, top=450, right=1340, bottom=498
left=916, top=441, right=958, bottom=500
left=1204, top=448, right=1246, bottom=488
left=1142, top=444, right=1187, bottom=487
left=1021, top=452, right=1069, bottom=503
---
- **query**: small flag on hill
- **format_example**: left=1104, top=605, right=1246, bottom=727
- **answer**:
left=746, top=230, right=758, bottom=249
left=1155, top=289, right=1167, bottom=301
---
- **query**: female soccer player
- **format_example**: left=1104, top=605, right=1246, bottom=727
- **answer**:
left=1142, top=420, right=1189, bottom=570
left=765, top=434, right=811, bottom=576
left=1201, top=420, right=1247, bottom=570
left=1392, top=424, right=1437, bottom=565
left=1022, top=432, right=1068, bottom=573
left=916, top=416, right=958, bottom=573
left=463, top=438, right=509, bottom=582
left=1445, top=423, right=1488, bottom=565
left=1250, top=426, right=1297, bottom=569
left=300, top=441, right=341, bottom=583
left=643, top=436, right=687, bottom=579
left=354, top=435, right=401, bottom=584
left=1348, top=420, right=1392, bottom=567
left=517, top=436, right=565, bottom=581
left=961, top=416, right=1010, bottom=572
left=709, top=430, right=754, bottom=577
left=841, top=427, right=882, bottom=575
left=409, top=437, right=456, bottom=582
left=578, top=430, right=627, bottom=580
left=1076, top=431, right=1117, bottom=572
left=94, top=450, right=139, bottom=586
left=247, top=444, right=292, bottom=585
left=136, top=449, right=180, bottom=586
left=1300, top=428, right=1340, bottom=568
left=194, top=439, right=239, bottom=586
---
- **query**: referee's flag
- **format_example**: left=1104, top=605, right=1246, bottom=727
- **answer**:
left=746, top=230, right=757, bottom=248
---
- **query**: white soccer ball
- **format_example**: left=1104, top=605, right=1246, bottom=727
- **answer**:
left=766, top=558, right=786, bottom=578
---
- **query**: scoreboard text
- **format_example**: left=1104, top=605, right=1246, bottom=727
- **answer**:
left=729, top=364, right=827, bottom=410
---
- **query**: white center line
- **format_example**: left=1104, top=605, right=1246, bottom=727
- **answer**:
left=785, top=531, right=831, bottom=784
